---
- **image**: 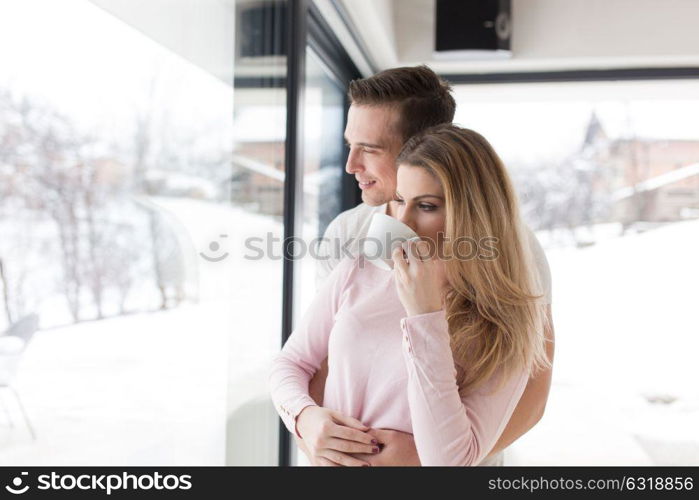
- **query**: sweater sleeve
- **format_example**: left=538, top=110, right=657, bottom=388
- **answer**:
left=400, top=310, right=529, bottom=466
left=268, top=256, right=356, bottom=439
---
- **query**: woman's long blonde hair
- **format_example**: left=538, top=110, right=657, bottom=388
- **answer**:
left=396, top=124, right=552, bottom=397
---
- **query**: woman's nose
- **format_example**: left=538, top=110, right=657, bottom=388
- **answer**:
left=397, top=208, right=416, bottom=232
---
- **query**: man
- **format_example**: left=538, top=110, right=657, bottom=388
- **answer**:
left=296, top=65, right=555, bottom=466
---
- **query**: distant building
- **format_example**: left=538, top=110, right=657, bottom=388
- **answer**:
left=582, top=112, right=699, bottom=224
left=231, top=141, right=285, bottom=217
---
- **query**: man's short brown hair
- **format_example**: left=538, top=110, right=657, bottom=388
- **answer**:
left=348, top=65, right=456, bottom=143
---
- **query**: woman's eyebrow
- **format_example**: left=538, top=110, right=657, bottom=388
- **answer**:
left=394, top=191, right=444, bottom=201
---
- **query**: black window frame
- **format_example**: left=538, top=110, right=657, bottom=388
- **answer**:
left=278, top=0, right=361, bottom=467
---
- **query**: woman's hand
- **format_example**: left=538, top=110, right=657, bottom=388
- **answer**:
left=348, top=428, right=421, bottom=466
left=295, top=405, right=381, bottom=466
left=392, top=239, right=449, bottom=317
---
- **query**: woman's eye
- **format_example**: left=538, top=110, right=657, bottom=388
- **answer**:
left=419, top=204, right=436, bottom=211
left=394, top=198, right=405, bottom=204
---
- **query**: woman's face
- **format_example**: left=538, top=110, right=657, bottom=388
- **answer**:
left=394, top=164, right=446, bottom=252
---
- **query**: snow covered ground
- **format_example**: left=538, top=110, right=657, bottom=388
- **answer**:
left=509, top=218, right=699, bottom=465
left=1, top=197, right=697, bottom=465
left=0, top=302, right=227, bottom=465
left=0, top=197, right=285, bottom=465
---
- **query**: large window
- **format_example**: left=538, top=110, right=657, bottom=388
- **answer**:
left=0, top=0, right=284, bottom=465
left=454, top=79, right=699, bottom=465
left=0, top=0, right=360, bottom=467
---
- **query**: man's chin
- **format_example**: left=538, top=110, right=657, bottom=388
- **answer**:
left=361, top=192, right=390, bottom=207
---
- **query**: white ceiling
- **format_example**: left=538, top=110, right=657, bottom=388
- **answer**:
left=89, top=0, right=699, bottom=83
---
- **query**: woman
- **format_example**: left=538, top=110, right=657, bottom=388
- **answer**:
left=268, top=124, right=552, bottom=466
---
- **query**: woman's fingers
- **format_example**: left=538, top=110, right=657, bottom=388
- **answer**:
left=330, top=411, right=377, bottom=445
left=316, top=456, right=341, bottom=466
left=298, top=407, right=377, bottom=467
left=321, top=449, right=371, bottom=467
left=330, top=411, right=370, bottom=432
left=405, top=239, right=430, bottom=263
left=415, top=240, right=430, bottom=260
left=331, top=422, right=377, bottom=445
left=391, top=245, right=408, bottom=275
left=325, top=437, right=378, bottom=455
left=404, top=239, right=419, bottom=263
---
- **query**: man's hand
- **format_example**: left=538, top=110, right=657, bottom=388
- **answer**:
left=348, top=428, right=421, bottom=466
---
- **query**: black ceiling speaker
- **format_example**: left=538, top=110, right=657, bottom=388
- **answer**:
left=435, top=0, right=512, bottom=59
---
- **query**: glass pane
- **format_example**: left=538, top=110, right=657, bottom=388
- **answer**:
left=226, top=0, right=287, bottom=466
left=454, top=79, right=699, bottom=465
left=0, top=0, right=284, bottom=466
left=295, top=48, right=346, bottom=315
left=290, top=47, right=347, bottom=465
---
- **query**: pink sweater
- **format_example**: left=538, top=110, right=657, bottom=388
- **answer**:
left=268, top=255, right=529, bottom=466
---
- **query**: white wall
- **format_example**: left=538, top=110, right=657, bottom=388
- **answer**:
left=342, top=0, right=699, bottom=73
left=512, top=0, right=699, bottom=60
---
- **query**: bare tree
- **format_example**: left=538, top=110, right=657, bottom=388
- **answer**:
left=511, top=153, right=613, bottom=246
left=131, top=74, right=185, bottom=310
left=0, top=69, right=204, bottom=325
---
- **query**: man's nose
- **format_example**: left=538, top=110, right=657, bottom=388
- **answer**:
left=345, top=148, right=363, bottom=174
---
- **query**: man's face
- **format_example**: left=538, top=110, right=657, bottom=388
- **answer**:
left=344, top=104, right=404, bottom=206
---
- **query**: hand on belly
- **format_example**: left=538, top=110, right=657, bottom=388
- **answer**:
left=348, top=428, right=421, bottom=466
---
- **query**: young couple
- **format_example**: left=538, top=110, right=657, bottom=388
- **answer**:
left=269, top=65, right=555, bottom=466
